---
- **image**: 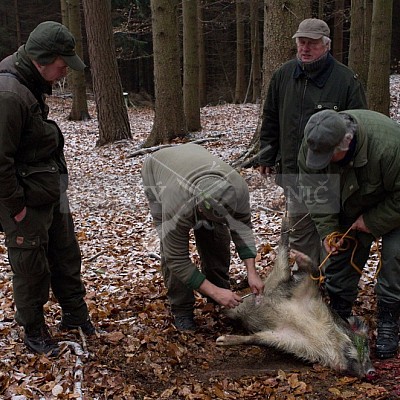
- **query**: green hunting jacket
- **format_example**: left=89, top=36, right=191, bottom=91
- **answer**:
left=259, top=53, right=367, bottom=179
left=141, top=143, right=256, bottom=290
left=0, top=46, right=68, bottom=218
left=298, top=110, right=400, bottom=240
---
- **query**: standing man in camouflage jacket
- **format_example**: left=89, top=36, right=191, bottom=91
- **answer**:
left=142, top=143, right=264, bottom=331
left=258, top=18, right=367, bottom=267
left=0, top=21, right=95, bottom=357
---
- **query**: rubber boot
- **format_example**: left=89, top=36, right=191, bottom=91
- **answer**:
left=329, top=294, right=353, bottom=321
left=376, top=301, right=400, bottom=359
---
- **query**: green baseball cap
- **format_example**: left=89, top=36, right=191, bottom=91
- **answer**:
left=304, top=110, right=347, bottom=169
left=25, top=21, right=86, bottom=71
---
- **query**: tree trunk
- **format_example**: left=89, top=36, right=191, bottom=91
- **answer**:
left=234, top=0, right=246, bottom=103
left=82, top=0, right=131, bottom=145
left=318, top=0, right=324, bottom=19
left=145, top=0, right=186, bottom=147
left=64, top=0, right=90, bottom=121
left=183, top=0, right=201, bottom=132
left=198, top=0, right=207, bottom=107
left=250, top=0, right=261, bottom=103
left=245, top=0, right=310, bottom=152
left=364, top=0, right=373, bottom=86
left=235, top=0, right=311, bottom=166
left=367, top=0, right=393, bottom=115
left=14, top=0, right=20, bottom=46
left=348, top=0, right=368, bottom=90
left=332, top=0, right=344, bottom=63
left=263, top=0, right=309, bottom=98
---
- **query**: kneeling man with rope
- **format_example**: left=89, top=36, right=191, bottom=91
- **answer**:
left=298, top=109, right=400, bottom=360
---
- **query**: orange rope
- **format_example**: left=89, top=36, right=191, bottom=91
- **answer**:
left=311, top=226, right=382, bottom=285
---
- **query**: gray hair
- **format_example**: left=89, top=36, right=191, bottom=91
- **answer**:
left=295, top=36, right=331, bottom=51
left=334, top=113, right=357, bottom=152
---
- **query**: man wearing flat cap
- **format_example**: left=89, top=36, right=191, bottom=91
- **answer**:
left=0, top=21, right=95, bottom=356
left=141, top=143, right=264, bottom=331
left=298, top=109, right=400, bottom=360
left=258, top=18, right=367, bottom=269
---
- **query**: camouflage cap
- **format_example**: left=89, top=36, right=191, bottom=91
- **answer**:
left=25, top=21, right=86, bottom=71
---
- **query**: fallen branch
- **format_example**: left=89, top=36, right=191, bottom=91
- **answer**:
left=148, top=252, right=161, bottom=260
left=231, top=141, right=258, bottom=168
left=127, top=135, right=222, bottom=158
left=258, top=205, right=284, bottom=214
left=60, top=340, right=89, bottom=400
left=84, top=250, right=108, bottom=262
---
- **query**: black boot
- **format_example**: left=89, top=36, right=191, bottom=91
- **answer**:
left=376, top=302, right=400, bottom=359
left=329, top=294, right=353, bottom=321
left=59, top=319, right=96, bottom=336
left=24, top=325, right=60, bottom=357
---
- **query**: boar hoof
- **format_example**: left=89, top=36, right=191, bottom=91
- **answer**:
left=216, top=335, right=228, bottom=345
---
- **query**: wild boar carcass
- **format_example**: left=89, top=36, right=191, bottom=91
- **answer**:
left=216, top=248, right=375, bottom=378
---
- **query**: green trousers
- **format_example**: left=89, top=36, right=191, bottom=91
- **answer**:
left=0, top=193, right=89, bottom=333
left=324, top=228, right=400, bottom=306
left=161, top=222, right=231, bottom=317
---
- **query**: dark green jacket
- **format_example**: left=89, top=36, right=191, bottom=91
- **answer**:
left=141, top=143, right=256, bottom=290
left=0, top=46, right=67, bottom=218
left=259, top=53, right=367, bottom=178
left=298, top=110, right=400, bottom=239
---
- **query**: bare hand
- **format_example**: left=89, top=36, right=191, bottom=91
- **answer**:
left=259, top=165, right=273, bottom=177
left=13, top=207, right=27, bottom=222
left=247, top=269, right=264, bottom=295
left=213, top=287, right=242, bottom=309
left=350, top=215, right=371, bottom=233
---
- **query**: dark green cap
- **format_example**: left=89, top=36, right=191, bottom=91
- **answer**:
left=25, top=21, right=86, bottom=71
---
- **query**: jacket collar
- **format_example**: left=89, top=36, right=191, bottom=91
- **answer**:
left=14, top=45, right=53, bottom=96
left=351, top=120, right=368, bottom=168
left=293, top=52, right=334, bottom=88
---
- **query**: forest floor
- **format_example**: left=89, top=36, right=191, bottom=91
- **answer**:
left=1, top=76, right=400, bottom=399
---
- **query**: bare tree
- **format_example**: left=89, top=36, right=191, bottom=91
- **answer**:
left=61, top=0, right=90, bottom=121
left=144, top=0, right=186, bottom=147
left=183, top=0, right=201, bottom=132
left=332, top=0, right=344, bottom=63
left=348, top=0, right=369, bottom=90
left=14, top=0, right=21, bottom=46
left=250, top=0, right=261, bottom=103
left=198, top=0, right=207, bottom=107
left=237, top=0, right=310, bottom=164
left=234, top=0, right=246, bottom=103
left=367, top=0, right=393, bottom=114
left=82, top=0, right=131, bottom=145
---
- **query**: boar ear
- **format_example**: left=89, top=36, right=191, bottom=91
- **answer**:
left=348, top=316, right=369, bottom=335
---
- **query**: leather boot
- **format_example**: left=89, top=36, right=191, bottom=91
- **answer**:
left=376, top=302, right=400, bottom=359
left=329, top=294, right=353, bottom=321
left=24, top=325, right=60, bottom=357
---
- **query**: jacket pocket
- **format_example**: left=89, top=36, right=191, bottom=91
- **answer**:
left=17, top=161, right=60, bottom=206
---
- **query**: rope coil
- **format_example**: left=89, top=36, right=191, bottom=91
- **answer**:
left=312, top=226, right=382, bottom=285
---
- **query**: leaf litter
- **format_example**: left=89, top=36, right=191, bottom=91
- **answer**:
left=0, top=76, right=400, bottom=399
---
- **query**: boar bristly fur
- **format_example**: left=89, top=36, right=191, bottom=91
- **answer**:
left=216, top=247, right=374, bottom=378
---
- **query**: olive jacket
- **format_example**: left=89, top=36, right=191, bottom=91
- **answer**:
left=298, top=110, right=400, bottom=240
left=141, top=143, right=257, bottom=290
left=259, top=53, right=367, bottom=179
left=0, top=46, right=67, bottom=218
